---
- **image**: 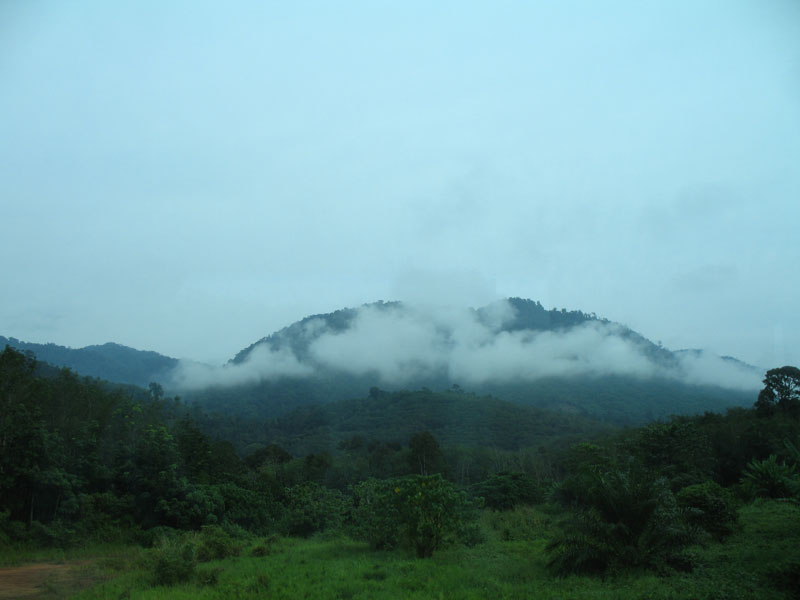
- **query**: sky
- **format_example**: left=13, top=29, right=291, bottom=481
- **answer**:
left=1, top=0, right=799, bottom=369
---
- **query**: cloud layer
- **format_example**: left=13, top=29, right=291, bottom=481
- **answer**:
left=169, top=301, right=763, bottom=391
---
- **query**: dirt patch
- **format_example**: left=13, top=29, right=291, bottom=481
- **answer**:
left=0, top=562, right=89, bottom=599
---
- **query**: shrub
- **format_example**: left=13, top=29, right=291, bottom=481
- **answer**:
left=195, top=525, right=241, bottom=562
left=0, top=509, right=27, bottom=544
left=352, top=478, right=403, bottom=550
left=145, top=536, right=197, bottom=586
left=282, top=482, right=350, bottom=537
left=215, top=483, right=277, bottom=533
left=27, top=519, right=77, bottom=547
left=767, top=560, right=800, bottom=595
left=547, top=461, right=688, bottom=575
left=135, top=525, right=179, bottom=548
left=354, top=475, right=479, bottom=558
left=484, top=505, right=553, bottom=542
left=251, top=544, right=271, bottom=557
left=741, top=455, right=799, bottom=500
left=676, top=481, right=738, bottom=540
left=472, top=472, right=542, bottom=511
left=195, top=565, right=223, bottom=586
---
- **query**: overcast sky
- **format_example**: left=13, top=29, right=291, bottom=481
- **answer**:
left=1, top=1, right=798, bottom=368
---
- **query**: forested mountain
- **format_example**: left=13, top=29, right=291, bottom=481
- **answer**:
left=0, top=336, right=178, bottom=387
left=183, top=298, right=760, bottom=425
left=232, top=298, right=671, bottom=365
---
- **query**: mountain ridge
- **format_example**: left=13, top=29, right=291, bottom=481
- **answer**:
left=0, top=336, right=178, bottom=388
left=3, top=298, right=764, bottom=426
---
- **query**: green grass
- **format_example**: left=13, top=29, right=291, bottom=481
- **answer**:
left=17, top=501, right=800, bottom=600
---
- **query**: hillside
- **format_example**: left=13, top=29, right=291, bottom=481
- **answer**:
left=0, top=336, right=178, bottom=387
left=216, top=387, right=612, bottom=456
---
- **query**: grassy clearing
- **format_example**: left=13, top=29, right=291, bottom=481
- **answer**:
left=12, top=501, right=799, bottom=600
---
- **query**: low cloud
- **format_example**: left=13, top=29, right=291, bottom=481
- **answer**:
left=169, top=344, right=312, bottom=390
left=448, top=323, right=660, bottom=383
left=675, top=350, right=762, bottom=390
left=169, top=300, right=763, bottom=391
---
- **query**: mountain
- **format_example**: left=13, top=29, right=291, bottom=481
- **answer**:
left=180, top=298, right=763, bottom=426
left=232, top=298, right=676, bottom=367
left=0, top=336, right=178, bottom=387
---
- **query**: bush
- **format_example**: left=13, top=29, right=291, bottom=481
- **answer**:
left=135, top=525, right=180, bottom=548
left=353, top=475, right=479, bottom=558
left=145, top=536, right=197, bottom=586
left=676, top=481, right=738, bottom=541
left=741, top=455, right=799, bottom=500
left=282, top=482, right=350, bottom=537
left=352, top=479, right=403, bottom=550
left=0, top=509, right=27, bottom=544
left=767, top=560, right=800, bottom=595
left=27, top=520, right=77, bottom=548
left=195, top=525, right=241, bottom=562
left=215, top=483, right=277, bottom=533
left=472, top=472, right=542, bottom=511
left=547, top=461, right=688, bottom=575
left=484, top=505, right=554, bottom=542
left=195, top=565, right=223, bottom=586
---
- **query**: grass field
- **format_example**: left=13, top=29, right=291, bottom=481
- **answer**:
left=5, top=500, right=798, bottom=600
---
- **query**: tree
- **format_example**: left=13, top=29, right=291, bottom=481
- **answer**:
left=757, top=367, right=800, bottom=416
left=409, top=431, right=444, bottom=476
left=148, top=382, right=165, bottom=401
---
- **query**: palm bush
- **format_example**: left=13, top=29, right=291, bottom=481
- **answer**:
left=741, top=455, right=799, bottom=500
left=547, top=460, right=688, bottom=575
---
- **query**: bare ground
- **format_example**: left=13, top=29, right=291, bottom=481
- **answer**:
left=0, top=562, right=91, bottom=599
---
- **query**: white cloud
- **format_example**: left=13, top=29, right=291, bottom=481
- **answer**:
left=676, top=350, right=762, bottom=390
left=167, top=300, right=764, bottom=392
left=169, top=344, right=312, bottom=390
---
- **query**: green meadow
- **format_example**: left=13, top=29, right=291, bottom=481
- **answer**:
left=7, top=500, right=794, bottom=600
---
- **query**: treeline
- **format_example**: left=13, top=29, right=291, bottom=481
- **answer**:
left=0, top=346, right=516, bottom=545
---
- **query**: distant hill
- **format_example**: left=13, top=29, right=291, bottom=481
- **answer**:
left=0, top=336, right=178, bottom=387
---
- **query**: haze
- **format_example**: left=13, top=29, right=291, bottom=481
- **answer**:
left=1, top=1, right=798, bottom=370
